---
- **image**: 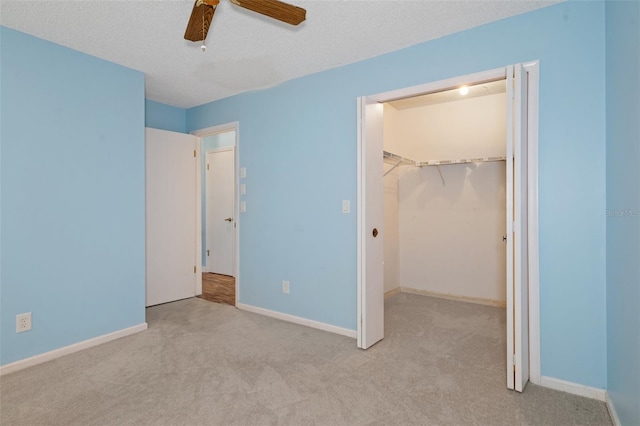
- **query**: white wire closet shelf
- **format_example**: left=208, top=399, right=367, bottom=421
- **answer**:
left=383, top=150, right=507, bottom=185
left=383, top=150, right=506, bottom=175
left=416, top=156, right=507, bottom=166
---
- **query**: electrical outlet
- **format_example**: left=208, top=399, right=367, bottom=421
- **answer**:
left=282, top=280, right=290, bottom=294
left=16, top=312, right=32, bottom=333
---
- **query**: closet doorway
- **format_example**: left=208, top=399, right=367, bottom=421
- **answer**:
left=382, top=78, right=508, bottom=307
left=356, top=63, right=540, bottom=392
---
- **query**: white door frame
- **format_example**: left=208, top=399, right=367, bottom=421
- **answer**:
left=356, top=63, right=540, bottom=385
left=191, top=122, right=240, bottom=306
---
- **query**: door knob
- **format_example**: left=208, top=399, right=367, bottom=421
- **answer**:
left=372, top=228, right=379, bottom=238
left=225, top=217, right=233, bottom=222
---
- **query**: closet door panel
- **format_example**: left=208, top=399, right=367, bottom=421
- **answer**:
left=506, top=64, right=530, bottom=392
left=513, top=64, right=530, bottom=392
left=357, top=97, right=384, bottom=349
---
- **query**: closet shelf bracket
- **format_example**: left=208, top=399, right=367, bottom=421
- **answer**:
left=383, top=150, right=416, bottom=177
left=384, top=159, right=404, bottom=177
left=436, top=165, right=445, bottom=185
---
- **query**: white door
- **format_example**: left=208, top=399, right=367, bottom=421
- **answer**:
left=357, top=97, right=385, bottom=349
left=506, top=64, right=530, bottom=391
left=205, top=148, right=235, bottom=276
left=145, top=128, right=198, bottom=307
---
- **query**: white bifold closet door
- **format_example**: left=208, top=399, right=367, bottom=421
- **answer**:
left=357, top=97, right=385, bottom=349
left=145, top=128, right=198, bottom=307
left=506, top=64, right=530, bottom=392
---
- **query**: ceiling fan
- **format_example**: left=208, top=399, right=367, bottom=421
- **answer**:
left=184, top=0, right=306, bottom=50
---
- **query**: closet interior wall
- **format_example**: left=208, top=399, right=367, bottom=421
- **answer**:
left=383, top=89, right=508, bottom=305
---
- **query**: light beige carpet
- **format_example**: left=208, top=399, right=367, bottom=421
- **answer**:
left=0, top=293, right=612, bottom=425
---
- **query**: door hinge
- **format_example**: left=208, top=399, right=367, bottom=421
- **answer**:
left=194, top=265, right=197, bottom=273
left=207, top=163, right=210, bottom=171
left=206, top=249, right=210, bottom=256
left=512, top=354, right=517, bottom=365
left=193, top=150, right=196, bottom=158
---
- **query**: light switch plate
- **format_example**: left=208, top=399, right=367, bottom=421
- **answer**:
left=240, top=167, right=246, bottom=178
left=240, top=201, right=246, bottom=213
left=342, top=200, right=350, bottom=214
left=240, top=183, right=246, bottom=195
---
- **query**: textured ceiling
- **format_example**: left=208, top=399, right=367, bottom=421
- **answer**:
left=1, top=0, right=559, bottom=109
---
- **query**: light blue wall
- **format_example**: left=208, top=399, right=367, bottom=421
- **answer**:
left=145, top=99, right=186, bottom=133
left=201, top=131, right=236, bottom=266
left=0, top=27, right=146, bottom=365
left=187, top=2, right=608, bottom=388
left=605, top=1, right=640, bottom=424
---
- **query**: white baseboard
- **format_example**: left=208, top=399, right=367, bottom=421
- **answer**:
left=540, top=376, right=606, bottom=401
left=384, top=287, right=401, bottom=299
left=237, top=303, right=356, bottom=339
left=399, top=287, right=506, bottom=308
left=0, top=323, right=148, bottom=376
left=605, top=391, right=622, bottom=426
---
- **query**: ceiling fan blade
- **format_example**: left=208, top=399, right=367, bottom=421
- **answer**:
left=184, top=0, right=219, bottom=42
left=230, top=0, right=306, bottom=26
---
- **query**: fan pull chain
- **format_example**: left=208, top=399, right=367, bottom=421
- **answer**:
left=201, top=10, right=206, bottom=52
